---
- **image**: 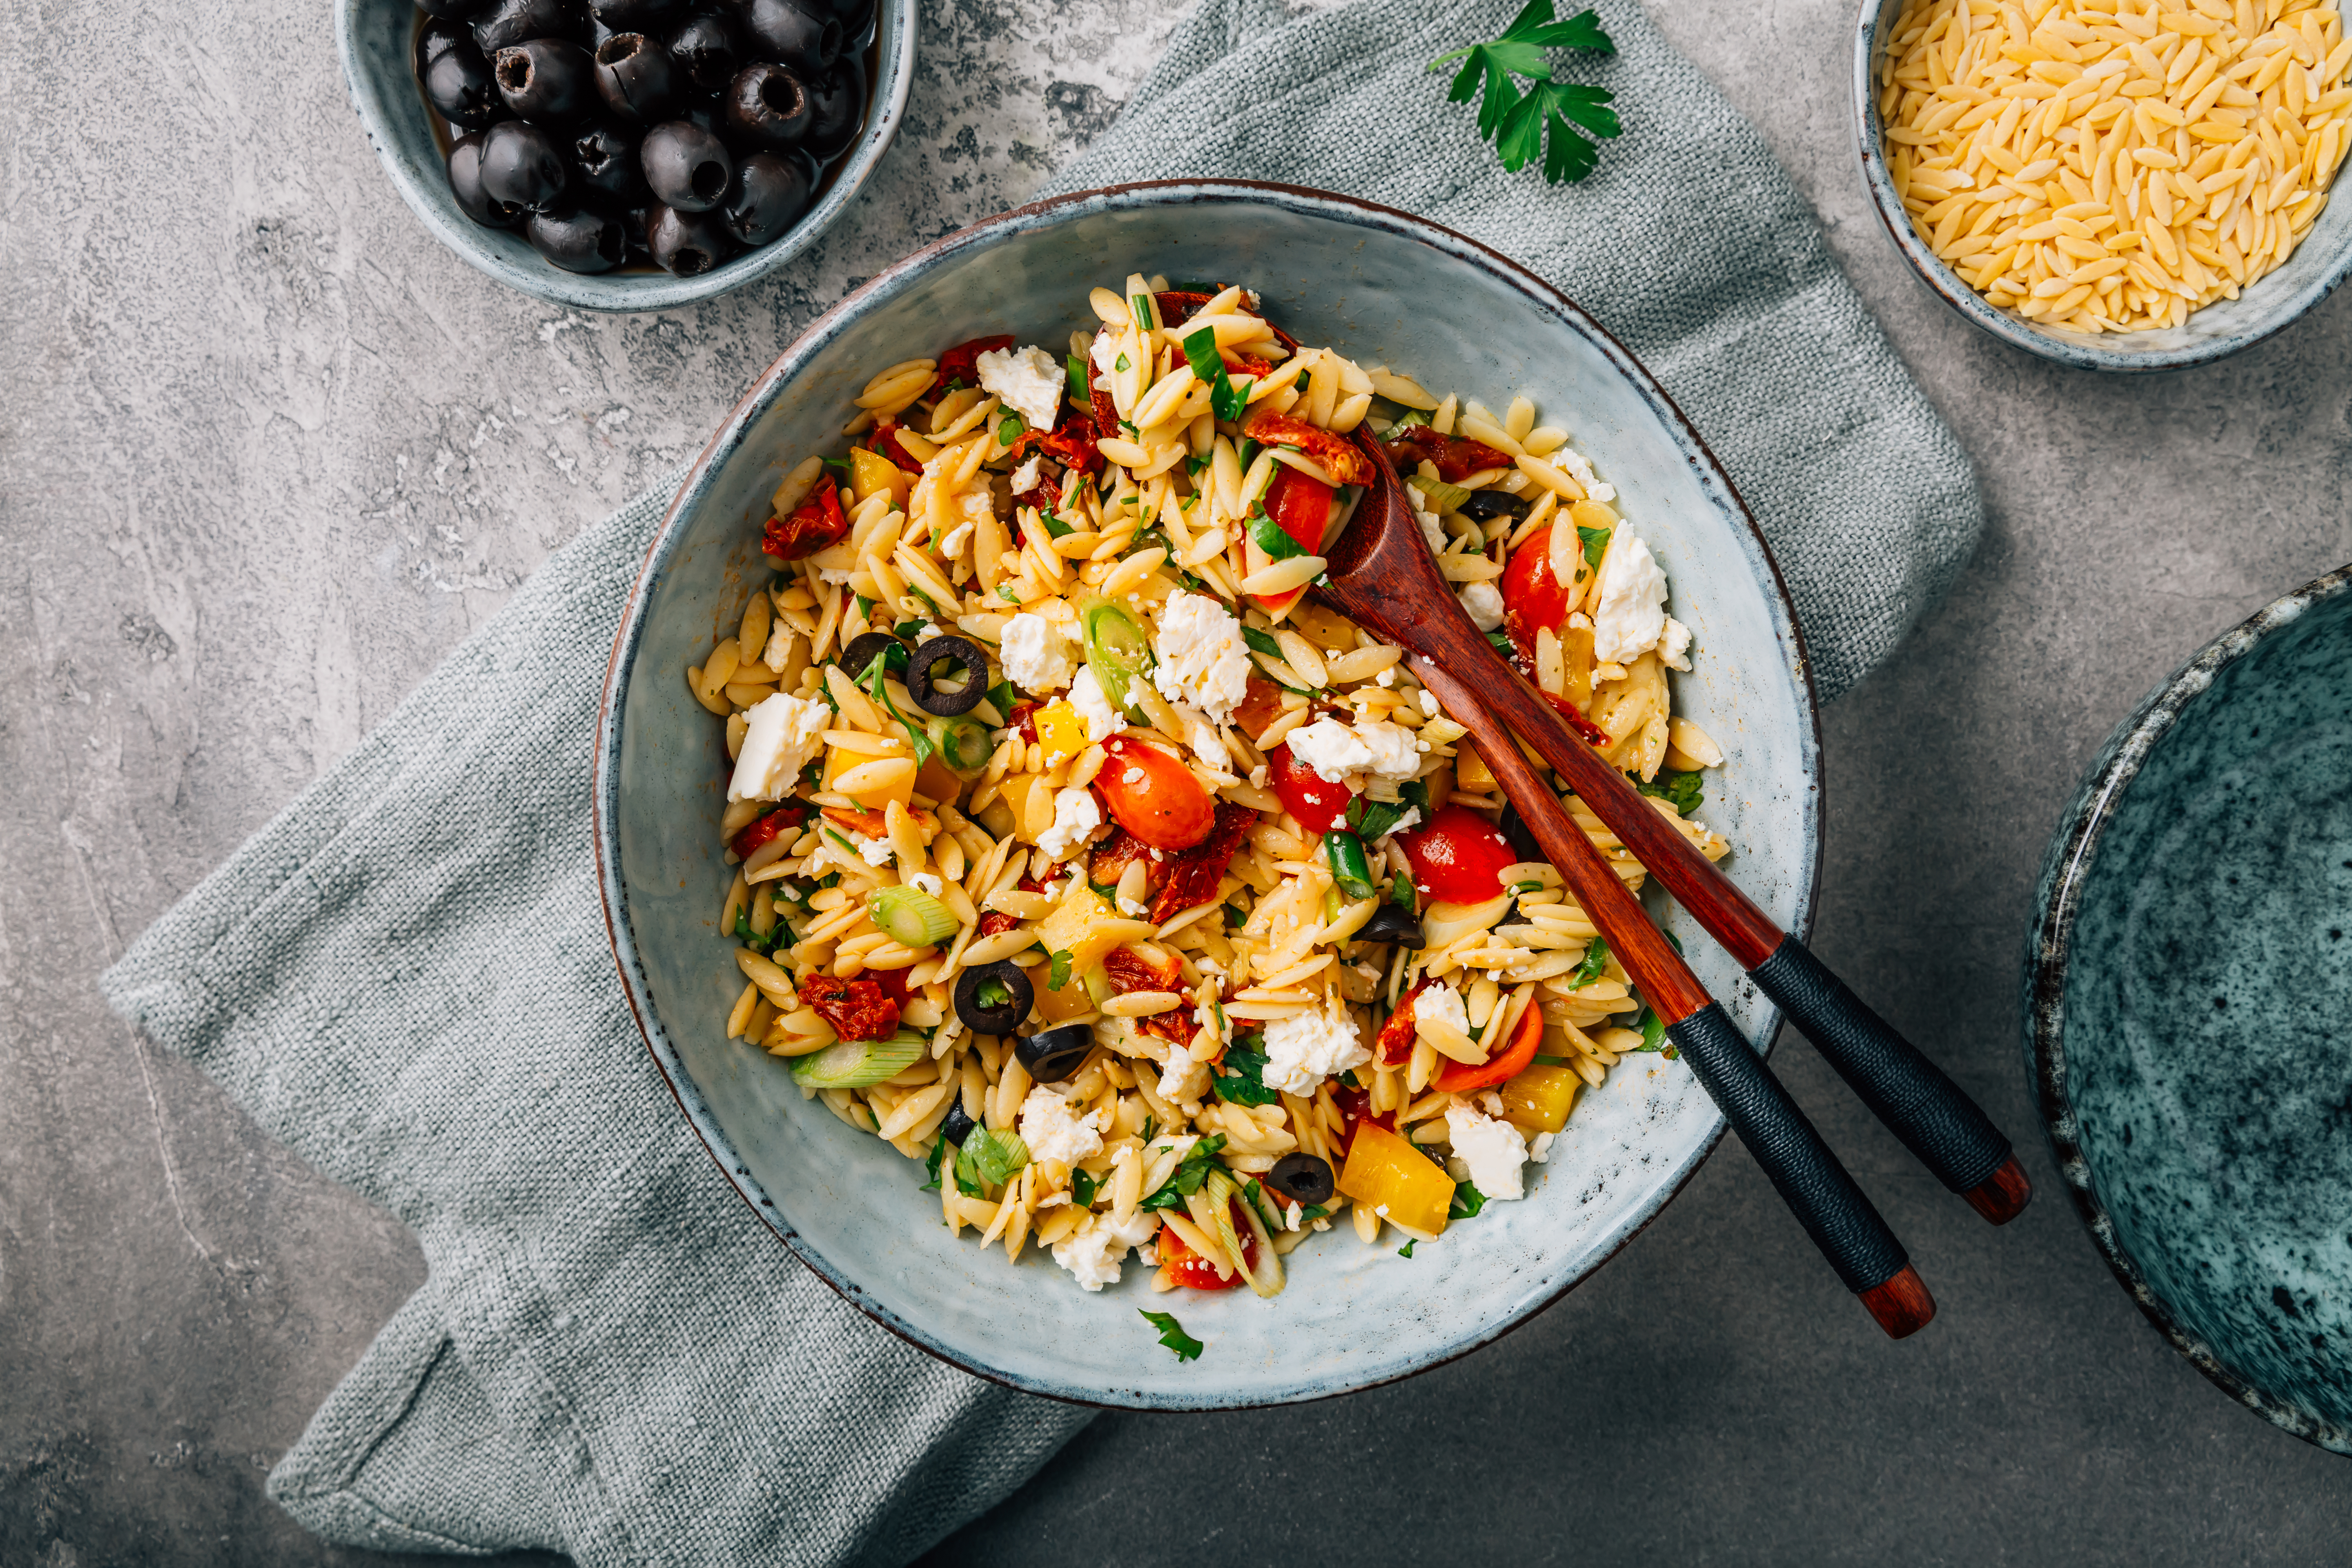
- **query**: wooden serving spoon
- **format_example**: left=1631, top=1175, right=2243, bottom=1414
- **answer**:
left=1314, top=426, right=2031, bottom=1227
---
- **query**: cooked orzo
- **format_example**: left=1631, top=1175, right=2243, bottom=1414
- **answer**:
left=693, top=275, right=1729, bottom=1304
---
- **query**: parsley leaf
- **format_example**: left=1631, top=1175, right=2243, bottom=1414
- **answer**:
left=862, top=652, right=935, bottom=769
left=1568, top=934, right=1610, bottom=988
left=1577, top=522, right=1611, bottom=568
left=1633, top=769, right=1704, bottom=815
left=1626, top=1007, right=1676, bottom=1059
left=1210, top=1041, right=1279, bottom=1108
left=1046, top=949, right=1074, bottom=991
left=1141, top=1133, right=1229, bottom=1210
left=922, top=1136, right=947, bottom=1192
left=996, top=584, right=1022, bottom=604
left=1486, top=626, right=1516, bottom=656
left=1397, top=1239, right=1417, bottom=1258
left=1071, top=1167, right=1099, bottom=1208
left=1239, top=625, right=1284, bottom=657
left=997, top=412, right=1027, bottom=448
left=1450, top=1180, right=1488, bottom=1221
left=1180, top=326, right=1247, bottom=423
left=1248, top=508, right=1308, bottom=562
left=1140, top=1308, right=1203, bottom=1362
left=1348, top=794, right=1414, bottom=843
left=1430, top=2, right=1620, bottom=185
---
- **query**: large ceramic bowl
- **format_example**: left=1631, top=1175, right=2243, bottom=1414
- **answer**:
left=594, top=180, right=1824, bottom=1408
left=336, top=0, right=916, bottom=312
left=1851, top=0, right=2352, bottom=371
left=2027, top=564, right=2352, bottom=1454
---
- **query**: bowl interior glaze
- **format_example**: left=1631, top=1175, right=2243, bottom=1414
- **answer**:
left=1853, top=0, right=2352, bottom=371
left=597, top=183, right=1822, bottom=1408
left=335, top=0, right=915, bottom=312
left=2030, top=567, right=2352, bottom=1453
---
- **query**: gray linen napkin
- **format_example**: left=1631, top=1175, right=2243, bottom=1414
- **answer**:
left=101, top=2, right=1979, bottom=1564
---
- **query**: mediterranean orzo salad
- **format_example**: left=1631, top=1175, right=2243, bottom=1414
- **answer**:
left=689, top=274, right=1731, bottom=1317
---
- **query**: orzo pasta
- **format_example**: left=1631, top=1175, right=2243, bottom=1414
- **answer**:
left=693, top=274, right=1729, bottom=1305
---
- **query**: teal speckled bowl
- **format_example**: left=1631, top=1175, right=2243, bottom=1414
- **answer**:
left=2028, top=564, right=2352, bottom=1454
left=595, top=182, right=1823, bottom=1408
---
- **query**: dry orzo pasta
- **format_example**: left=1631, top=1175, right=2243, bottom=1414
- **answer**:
left=694, top=274, right=1731, bottom=1310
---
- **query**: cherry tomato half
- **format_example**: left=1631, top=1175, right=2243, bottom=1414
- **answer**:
left=1432, top=993, right=1546, bottom=1094
left=1094, top=735, right=1215, bottom=850
left=1159, top=1200, right=1261, bottom=1291
left=1501, top=523, right=1574, bottom=658
left=1265, top=741, right=1352, bottom=833
left=1249, top=467, right=1334, bottom=614
left=1395, top=804, right=1518, bottom=904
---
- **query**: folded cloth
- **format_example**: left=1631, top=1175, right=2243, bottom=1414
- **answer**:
left=102, top=3, right=1978, bottom=1565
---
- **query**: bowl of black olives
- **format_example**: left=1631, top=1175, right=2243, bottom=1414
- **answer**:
left=338, top=0, right=913, bottom=308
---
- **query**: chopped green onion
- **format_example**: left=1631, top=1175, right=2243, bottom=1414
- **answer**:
left=1065, top=352, right=1089, bottom=407
left=997, top=412, right=1027, bottom=447
left=956, top=1127, right=1029, bottom=1190
left=790, top=1030, right=925, bottom=1089
left=929, top=715, right=994, bottom=773
left=1325, top=831, right=1377, bottom=902
left=1114, top=352, right=1131, bottom=373
left=1130, top=293, right=1153, bottom=332
left=1407, top=473, right=1474, bottom=513
left=1080, top=595, right=1152, bottom=711
left=870, top=886, right=958, bottom=947
left=1179, top=326, right=1246, bottom=423
left=1397, top=1240, right=1416, bottom=1258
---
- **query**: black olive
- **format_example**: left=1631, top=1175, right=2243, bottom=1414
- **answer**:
left=640, top=119, right=731, bottom=210
left=1015, top=1023, right=1095, bottom=1085
left=815, top=0, right=873, bottom=25
left=592, top=30, right=679, bottom=122
left=906, top=636, right=987, bottom=717
left=953, top=961, right=1033, bottom=1036
left=416, top=0, right=490, bottom=16
left=666, top=11, right=744, bottom=95
left=1265, top=1153, right=1335, bottom=1207
left=1459, top=488, right=1530, bottom=522
left=940, top=1099, right=976, bottom=1147
left=738, top=0, right=842, bottom=72
left=801, top=56, right=863, bottom=159
left=722, top=150, right=812, bottom=245
left=424, top=43, right=506, bottom=129
left=478, top=118, right=571, bottom=210
left=834, top=630, right=902, bottom=679
left=472, top=0, right=588, bottom=52
left=495, top=38, right=597, bottom=123
left=621, top=202, right=654, bottom=252
left=526, top=206, right=627, bottom=272
left=447, top=133, right=525, bottom=227
left=570, top=122, right=647, bottom=201
left=645, top=203, right=734, bottom=274
left=1497, top=804, right=1540, bottom=864
left=416, top=15, right=480, bottom=73
left=723, top=62, right=811, bottom=150
left=590, top=0, right=682, bottom=27
left=1357, top=902, right=1424, bottom=948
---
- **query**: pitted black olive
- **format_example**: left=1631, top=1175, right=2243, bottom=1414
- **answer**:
left=424, top=42, right=506, bottom=129
left=418, top=0, right=492, bottom=16
left=940, top=1098, right=977, bottom=1147
left=1356, top=902, right=1424, bottom=948
left=570, top=122, right=647, bottom=203
left=589, top=0, right=682, bottom=27
left=1497, top=804, right=1540, bottom=864
left=816, top=0, right=875, bottom=27
left=722, top=151, right=812, bottom=246
left=834, top=630, right=904, bottom=680
left=665, top=10, right=744, bottom=96
left=478, top=118, right=571, bottom=210
left=526, top=206, right=627, bottom=272
left=496, top=38, right=597, bottom=123
left=593, top=31, right=679, bottom=122
left=1015, top=1023, right=1094, bottom=1084
left=640, top=119, right=732, bottom=211
left=1458, top=488, right=1530, bottom=522
left=801, top=57, right=864, bottom=159
left=417, top=15, right=480, bottom=73
left=472, top=0, right=588, bottom=52
left=953, top=960, right=1033, bottom=1036
left=646, top=203, right=734, bottom=274
left=1264, top=1153, right=1335, bottom=1207
left=906, top=635, right=987, bottom=717
left=739, top=0, right=842, bottom=72
left=724, top=61, right=811, bottom=150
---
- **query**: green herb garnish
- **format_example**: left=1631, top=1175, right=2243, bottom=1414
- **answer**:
left=1065, top=352, right=1089, bottom=406
left=1046, top=949, right=1074, bottom=991
left=997, top=584, right=1022, bottom=604
left=862, top=652, right=935, bottom=769
left=954, top=1127, right=1030, bottom=1191
left=997, top=412, right=1027, bottom=448
left=1071, top=1167, right=1100, bottom=1207
left=1450, top=1180, right=1488, bottom=1220
left=1577, top=522, right=1611, bottom=568
left=1141, top=1133, right=1229, bottom=1210
left=1567, top=934, right=1610, bottom=988
left=1634, top=769, right=1704, bottom=815
left=1240, top=625, right=1283, bottom=657
left=1431, top=2, right=1621, bottom=184
left=922, top=1135, right=947, bottom=1192
left=1140, top=1308, right=1203, bottom=1362
left=1130, top=293, right=1154, bottom=332
left=1180, top=325, right=1246, bottom=423
left=1248, top=508, right=1307, bottom=561
left=1210, top=1041, right=1279, bottom=1108
left=1397, top=1239, right=1417, bottom=1258
left=1114, top=352, right=1131, bottom=373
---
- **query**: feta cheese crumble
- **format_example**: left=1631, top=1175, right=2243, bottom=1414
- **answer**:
left=1261, top=1003, right=1370, bottom=1095
left=1445, top=1105, right=1530, bottom=1201
left=909, top=871, right=943, bottom=896
left=1050, top=1207, right=1160, bottom=1292
left=1019, top=1084, right=1104, bottom=1167
left=1000, top=610, right=1076, bottom=693
left=1284, top=716, right=1422, bottom=784
left=1659, top=615, right=1694, bottom=672
left=1414, top=981, right=1470, bottom=1038
left=1069, top=665, right=1126, bottom=742
left=1151, top=592, right=1252, bottom=722
left=975, top=345, right=1064, bottom=435
left=1591, top=530, right=1670, bottom=664
left=858, top=834, right=895, bottom=867
left=1037, top=786, right=1102, bottom=860
left=1008, top=452, right=1042, bottom=495
left=727, top=691, right=830, bottom=802
left=1459, top=581, right=1506, bottom=632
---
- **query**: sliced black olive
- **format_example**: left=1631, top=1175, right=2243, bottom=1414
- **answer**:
left=1265, top=1153, right=1335, bottom=1207
left=1459, top=489, right=1530, bottom=522
left=953, top=960, right=1033, bottom=1036
left=940, top=1098, right=976, bottom=1147
left=906, top=635, right=987, bottom=716
left=1015, top=1022, right=1094, bottom=1084
left=835, top=630, right=904, bottom=680
left=1357, top=902, right=1424, bottom=948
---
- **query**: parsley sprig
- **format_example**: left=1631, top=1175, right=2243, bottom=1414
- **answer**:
left=1431, top=2, right=1620, bottom=183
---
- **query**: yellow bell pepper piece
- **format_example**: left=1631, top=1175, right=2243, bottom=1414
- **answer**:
left=1336, top=1121, right=1454, bottom=1239
left=1493, top=1062, right=1579, bottom=1135
left=850, top=445, right=912, bottom=508
left=997, top=772, right=1058, bottom=845
left=821, top=743, right=915, bottom=813
left=1032, top=699, right=1086, bottom=766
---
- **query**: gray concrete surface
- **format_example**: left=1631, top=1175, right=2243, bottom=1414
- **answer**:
left=3, top=0, right=2348, bottom=1560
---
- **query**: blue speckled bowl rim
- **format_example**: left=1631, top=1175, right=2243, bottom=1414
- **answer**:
left=332, top=0, right=917, bottom=313
left=1849, top=0, right=2352, bottom=373
left=592, top=179, right=1825, bottom=1409
left=2025, top=562, right=2352, bottom=1455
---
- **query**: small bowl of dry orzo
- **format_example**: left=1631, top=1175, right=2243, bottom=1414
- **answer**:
left=594, top=180, right=1825, bottom=1408
left=1855, top=0, right=2352, bottom=369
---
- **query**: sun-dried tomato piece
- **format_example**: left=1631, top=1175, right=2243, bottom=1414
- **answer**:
left=931, top=334, right=1015, bottom=396
left=1103, top=945, right=1192, bottom=1045
left=798, top=973, right=901, bottom=1042
left=1380, top=427, right=1515, bottom=484
left=1035, top=406, right=1103, bottom=475
left=1004, top=701, right=1040, bottom=742
left=1228, top=677, right=1288, bottom=742
left=1087, top=828, right=1162, bottom=900
left=1152, top=289, right=1298, bottom=354
left=1330, top=1080, right=1394, bottom=1152
left=1147, top=801, right=1256, bottom=926
left=1376, top=979, right=1430, bottom=1066
left=729, top=804, right=806, bottom=859
left=763, top=475, right=849, bottom=561
left=869, top=421, right=923, bottom=474
left=1240, top=410, right=1373, bottom=487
